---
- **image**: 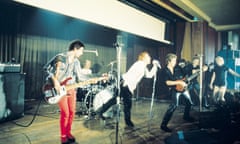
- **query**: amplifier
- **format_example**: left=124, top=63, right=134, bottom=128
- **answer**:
left=0, top=63, right=21, bottom=72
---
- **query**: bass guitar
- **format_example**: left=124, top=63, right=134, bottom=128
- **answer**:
left=42, top=76, right=108, bottom=104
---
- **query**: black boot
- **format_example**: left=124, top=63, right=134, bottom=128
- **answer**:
left=125, top=111, right=134, bottom=128
left=183, top=101, right=195, bottom=122
left=160, top=105, right=175, bottom=133
left=202, top=95, right=210, bottom=108
left=160, top=124, right=172, bottom=132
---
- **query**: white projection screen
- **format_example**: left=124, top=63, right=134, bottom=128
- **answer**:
left=14, top=0, right=170, bottom=44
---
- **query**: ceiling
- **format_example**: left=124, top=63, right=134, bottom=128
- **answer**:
left=121, top=0, right=240, bottom=31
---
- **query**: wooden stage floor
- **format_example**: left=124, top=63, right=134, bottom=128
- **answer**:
left=0, top=98, right=240, bottom=144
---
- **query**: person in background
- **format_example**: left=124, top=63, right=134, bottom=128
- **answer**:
left=160, top=53, right=194, bottom=133
left=184, top=56, right=208, bottom=108
left=81, top=59, right=92, bottom=75
left=209, top=56, right=240, bottom=104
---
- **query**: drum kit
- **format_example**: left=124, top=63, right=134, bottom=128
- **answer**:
left=77, top=69, right=117, bottom=119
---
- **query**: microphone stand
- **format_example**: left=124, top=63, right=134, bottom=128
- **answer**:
left=148, top=67, right=158, bottom=130
left=115, top=43, right=122, bottom=144
left=199, top=55, right=203, bottom=112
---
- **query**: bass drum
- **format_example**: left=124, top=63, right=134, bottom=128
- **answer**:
left=93, top=88, right=115, bottom=112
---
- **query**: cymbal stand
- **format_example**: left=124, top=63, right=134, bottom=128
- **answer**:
left=85, top=90, right=94, bottom=119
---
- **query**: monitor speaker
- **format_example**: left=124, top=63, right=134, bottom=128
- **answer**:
left=0, top=73, right=25, bottom=122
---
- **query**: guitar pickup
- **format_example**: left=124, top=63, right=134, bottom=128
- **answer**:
left=59, top=86, right=67, bottom=96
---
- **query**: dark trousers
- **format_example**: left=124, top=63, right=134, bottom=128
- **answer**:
left=189, top=82, right=209, bottom=106
left=161, top=90, right=192, bottom=127
left=120, top=85, right=133, bottom=125
left=97, top=84, right=132, bottom=125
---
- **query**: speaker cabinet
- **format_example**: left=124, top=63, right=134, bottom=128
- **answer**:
left=0, top=73, right=25, bottom=122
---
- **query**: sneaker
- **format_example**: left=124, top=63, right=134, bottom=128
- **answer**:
left=160, top=125, right=172, bottom=132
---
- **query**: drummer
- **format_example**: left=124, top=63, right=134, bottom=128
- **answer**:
left=81, top=59, right=92, bottom=75
left=77, top=60, right=93, bottom=101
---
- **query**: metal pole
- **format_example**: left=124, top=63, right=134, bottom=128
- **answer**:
left=148, top=72, right=157, bottom=130
left=115, top=35, right=123, bottom=144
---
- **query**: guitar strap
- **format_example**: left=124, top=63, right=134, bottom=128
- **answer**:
left=43, top=53, right=68, bottom=82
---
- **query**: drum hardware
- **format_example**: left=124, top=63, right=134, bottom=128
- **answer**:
left=76, top=59, right=118, bottom=119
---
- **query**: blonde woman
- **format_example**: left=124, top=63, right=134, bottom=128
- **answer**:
left=210, top=56, right=240, bottom=103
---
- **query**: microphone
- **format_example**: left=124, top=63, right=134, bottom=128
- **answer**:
left=95, top=50, right=98, bottom=57
left=152, top=59, right=161, bottom=68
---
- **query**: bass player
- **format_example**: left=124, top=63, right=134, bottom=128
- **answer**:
left=43, top=39, right=96, bottom=144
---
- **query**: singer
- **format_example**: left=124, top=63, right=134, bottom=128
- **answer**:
left=120, top=51, right=158, bottom=128
left=95, top=51, right=158, bottom=128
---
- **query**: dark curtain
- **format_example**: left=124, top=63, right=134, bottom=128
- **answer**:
left=175, top=22, right=186, bottom=59
left=0, top=1, right=185, bottom=100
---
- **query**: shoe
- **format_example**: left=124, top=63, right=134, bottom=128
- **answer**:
left=203, top=104, right=210, bottom=109
left=160, top=125, right=172, bottom=132
left=68, top=137, right=75, bottom=143
left=95, top=113, right=106, bottom=120
left=183, top=116, right=195, bottom=122
left=126, top=121, right=135, bottom=128
left=67, top=134, right=76, bottom=143
left=61, top=136, right=69, bottom=144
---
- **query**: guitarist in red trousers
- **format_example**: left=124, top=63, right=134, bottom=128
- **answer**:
left=160, top=53, right=194, bottom=132
left=44, top=40, right=90, bottom=144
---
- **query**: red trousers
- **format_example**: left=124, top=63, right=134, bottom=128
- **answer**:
left=58, top=89, right=76, bottom=140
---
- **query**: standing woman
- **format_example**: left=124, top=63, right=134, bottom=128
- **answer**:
left=121, top=51, right=158, bottom=128
left=209, top=56, right=240, bottom=103
left=44, top=40, right=86, bottom=144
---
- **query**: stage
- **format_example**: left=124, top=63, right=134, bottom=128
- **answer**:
left=0, top=98, right=239, bottom=144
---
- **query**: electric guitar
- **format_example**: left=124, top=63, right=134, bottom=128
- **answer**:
left=175, top=71, right=200, bottom=92
left=175, top=65, right=208, bottom=92
left=42, top=76, right=108, bottom=104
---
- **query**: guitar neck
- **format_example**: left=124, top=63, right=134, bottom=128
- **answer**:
left=187, top=71, right=200, bottom=81
left=64, top=77, right=107, bottom=91
left=65, top=81, right=90, bottom=91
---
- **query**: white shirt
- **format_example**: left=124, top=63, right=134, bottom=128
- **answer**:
left=81, top=68, right=92, bottom=75
left=122, top=60, right=157, bottom=94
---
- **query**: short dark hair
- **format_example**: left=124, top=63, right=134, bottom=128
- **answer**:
left=68, top=39, right=84, bottom=51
